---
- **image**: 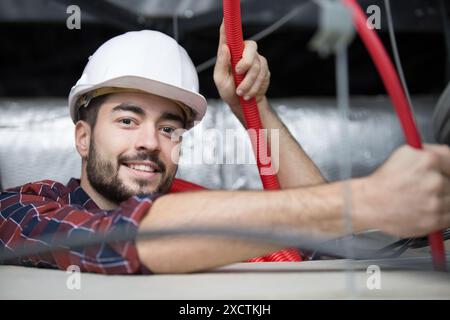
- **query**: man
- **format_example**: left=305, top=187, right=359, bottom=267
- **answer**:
left=1, top=24, right=449, bottom=274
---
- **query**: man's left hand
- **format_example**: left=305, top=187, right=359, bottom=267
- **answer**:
left=213, top=22, right=271, bottom=116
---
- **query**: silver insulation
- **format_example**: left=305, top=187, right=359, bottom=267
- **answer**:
left=0, top=96, right=437, bottom=190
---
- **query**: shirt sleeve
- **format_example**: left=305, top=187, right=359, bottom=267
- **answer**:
left=0, top=182, right=156, bottom=274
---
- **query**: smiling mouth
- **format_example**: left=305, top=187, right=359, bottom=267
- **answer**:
left=122, top=159, right=161, bottom=171
left=125, top=164, right=157, bottom=173
left=121, top=160, right=164, bottom=179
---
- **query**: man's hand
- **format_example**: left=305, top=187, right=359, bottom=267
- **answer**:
left=213, top=22, right=270, bottom=116
left=355, top=144, right=450, bottom=238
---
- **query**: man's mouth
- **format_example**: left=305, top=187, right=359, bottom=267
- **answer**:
left=121, top=161, right=162, bottom=178
left=123, top=161, right=161, bottom=171
left=126, top=164, right=156, bottom=173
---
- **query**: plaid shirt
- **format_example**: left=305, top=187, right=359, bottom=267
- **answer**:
left=0, top=178, right=302, bottom=274
left=0, top=178, right=155, bottom=274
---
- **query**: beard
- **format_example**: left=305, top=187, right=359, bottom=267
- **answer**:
left=86, top=138, right=176, bottom=204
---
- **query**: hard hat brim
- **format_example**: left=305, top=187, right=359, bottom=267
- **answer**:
left=69, top=75, right=207, bottom=127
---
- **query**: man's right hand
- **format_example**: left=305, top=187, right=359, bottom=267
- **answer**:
left=355, top=144, right=450, bottom=237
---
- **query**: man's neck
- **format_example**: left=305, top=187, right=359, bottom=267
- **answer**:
left=80, top=172, right=118, bottom=210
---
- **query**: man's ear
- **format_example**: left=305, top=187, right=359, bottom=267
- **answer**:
left=75, top=121, right=91, bottom=159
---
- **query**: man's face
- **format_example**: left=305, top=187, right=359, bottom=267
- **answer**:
left=84, top=92, right=185, bottom=204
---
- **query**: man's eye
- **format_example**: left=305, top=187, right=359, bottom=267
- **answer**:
left=119, top=118, right=134, bottom=125
left=161, top=127, right=175, bottom=134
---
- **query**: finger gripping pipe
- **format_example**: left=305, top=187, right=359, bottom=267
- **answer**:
left=342, top=0, right=446, bottom=271
left=222, top=0, right=280, bottom=190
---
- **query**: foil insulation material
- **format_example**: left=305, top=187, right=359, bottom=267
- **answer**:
left=0, top=96, right=437, bottom=191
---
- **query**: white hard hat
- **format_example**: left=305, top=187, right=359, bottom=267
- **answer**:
left=68, top=30, right=207, bottom=127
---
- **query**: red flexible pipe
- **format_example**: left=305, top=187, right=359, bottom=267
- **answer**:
left=342, top=0, right=446, bottom=271
left=222, top=0, right=280, bottom=190
left=223, top=0, right=303, bottom=262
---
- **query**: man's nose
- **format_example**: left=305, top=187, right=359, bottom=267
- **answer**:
left=134, top=126, right=161, bottom=152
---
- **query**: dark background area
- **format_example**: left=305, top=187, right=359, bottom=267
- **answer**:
left=0, top=0, right=449, bottom=99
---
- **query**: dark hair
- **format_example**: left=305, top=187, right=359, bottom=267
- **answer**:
left=77, top=94, right=109, bottom=129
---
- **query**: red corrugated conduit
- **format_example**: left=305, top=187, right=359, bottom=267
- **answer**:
left=342, top=0, right=445, bottom=271
left=222, top=0, right=301, bottom=262
left=222, top=0, right=281, bottom=191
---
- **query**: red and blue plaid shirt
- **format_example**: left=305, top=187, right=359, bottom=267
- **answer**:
left=0, top=178, right=302, bottom=274
left=0, top=178, right=156, bottom=274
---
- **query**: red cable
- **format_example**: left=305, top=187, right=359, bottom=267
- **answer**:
left=222, top=0, right=301, bottom=262
left=342, top=0, right=446, bottom=271
left=222, top=0, right=280, bottom=190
